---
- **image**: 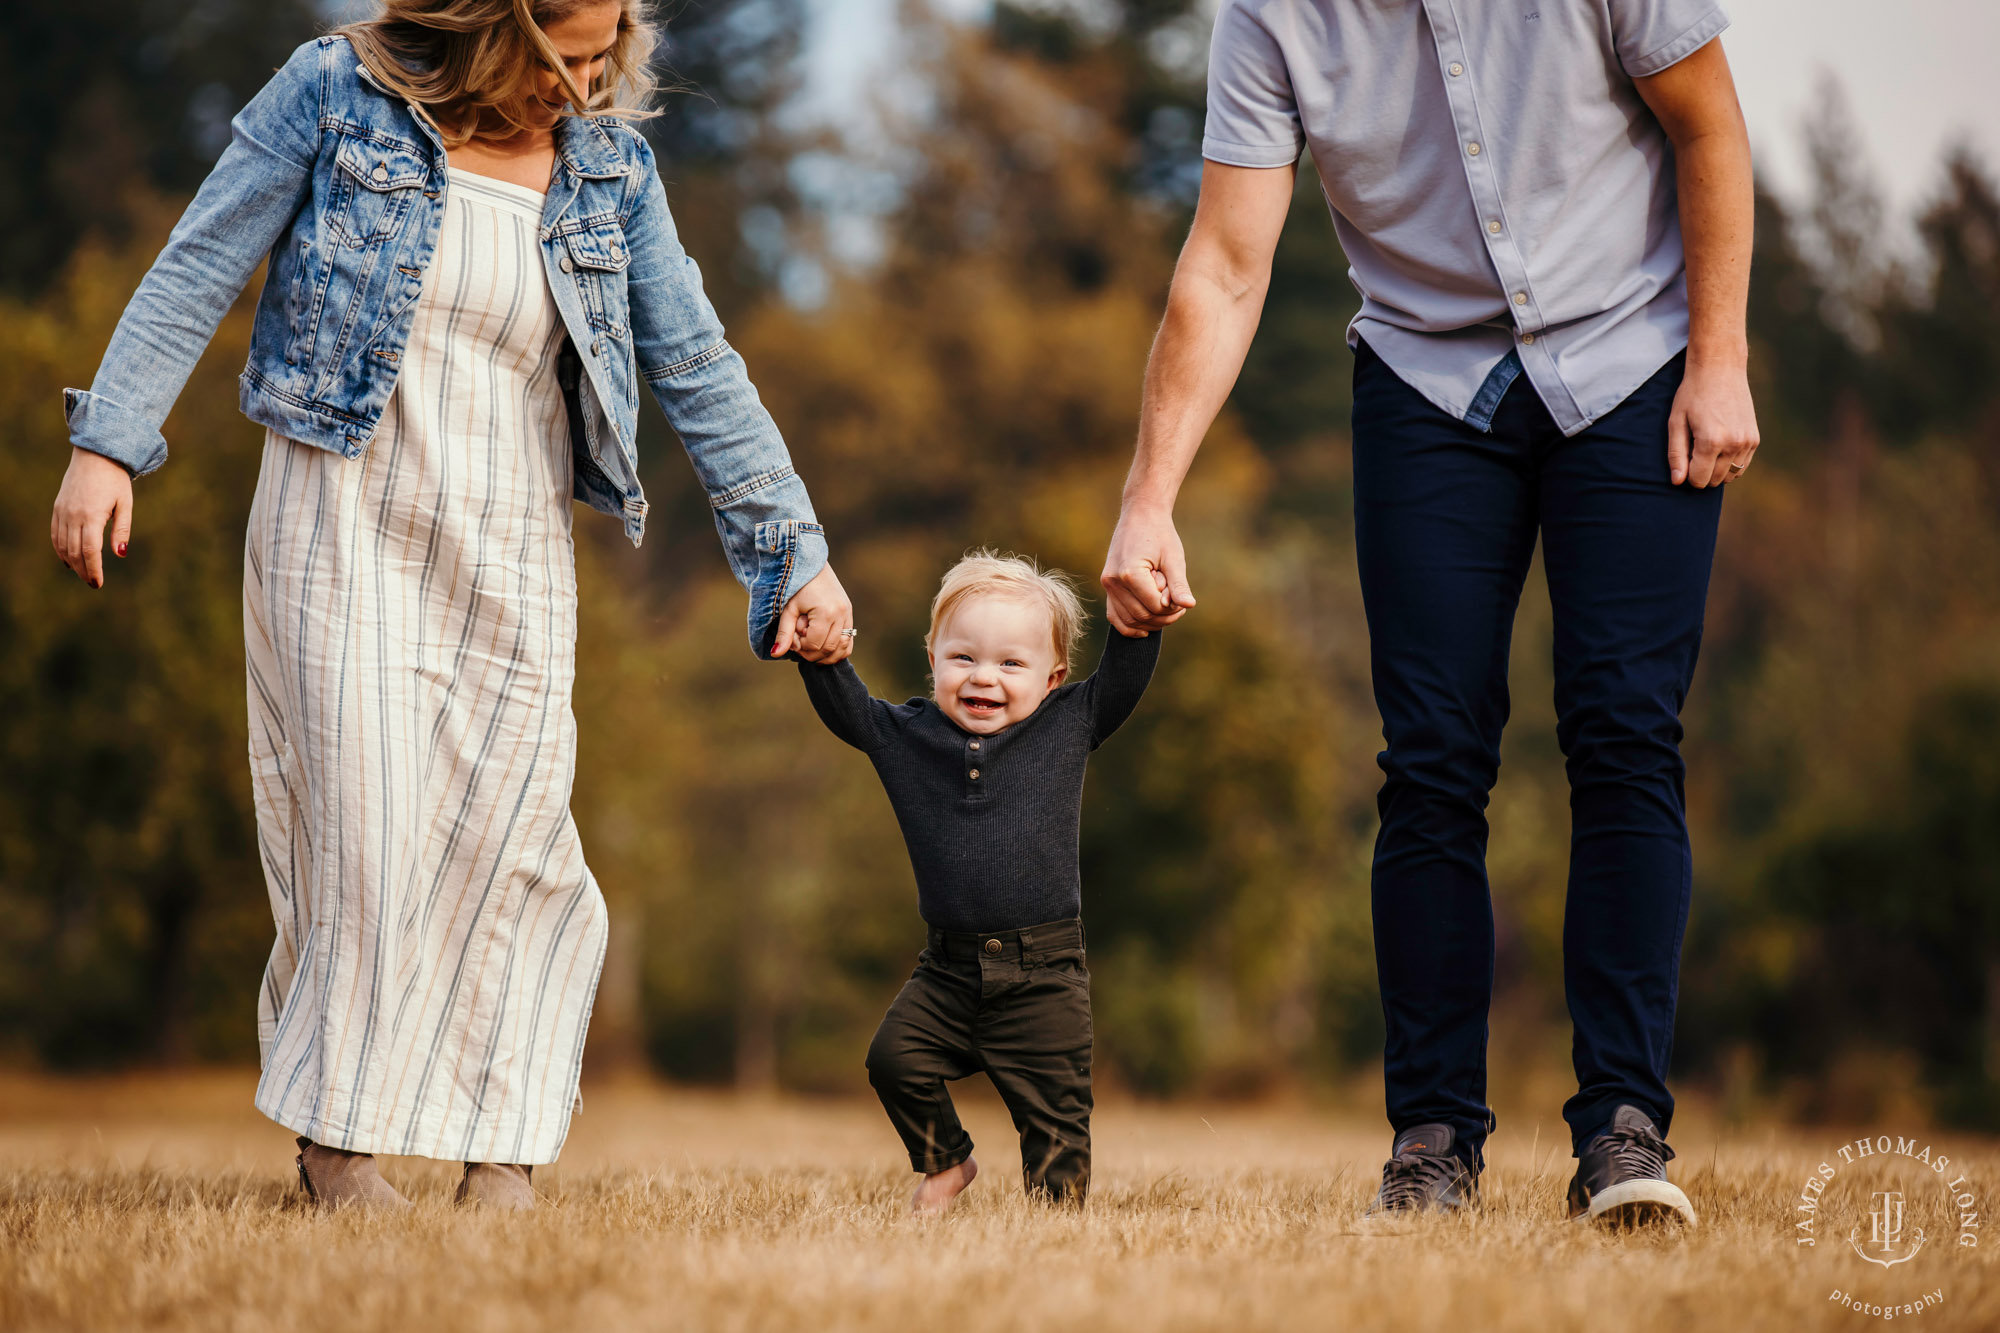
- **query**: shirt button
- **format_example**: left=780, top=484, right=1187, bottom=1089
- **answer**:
left=1522, top=332, right=1536, bottom=345
left=1514, top=291, right=1529, bottom=306
left=1466, top=142, right=1481, bottom=157
left=983, top=938, right=1001, bottom=956
left=969, top=740, right=981, bottom=751
left=560, top=256, right=574, bottom=273
left=1487, top=219, right=1503, bottom=234
left=969, top=768, right=981, bottom=779
left=1449, top=62, right=1464, bottom=77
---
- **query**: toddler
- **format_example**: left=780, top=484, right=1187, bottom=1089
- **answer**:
left=796, top=550, right=1161, bottom=1213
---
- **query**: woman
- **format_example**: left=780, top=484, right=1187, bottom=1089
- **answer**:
left=48, top=0, right=853, bottom=1209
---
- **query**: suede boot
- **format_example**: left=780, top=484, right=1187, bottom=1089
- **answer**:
left=295, top=1136, right=414, bottom=1210
left=455, top=1161, right=537, bottom=1210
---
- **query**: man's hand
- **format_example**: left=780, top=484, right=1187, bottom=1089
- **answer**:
left=1669, top=358, right=1759, bottom=487
left=51, top=447, right=134, bottom=589
left=772, top=562, right=855, bottom=663
left=1100, top=504, right=1194, bottom=636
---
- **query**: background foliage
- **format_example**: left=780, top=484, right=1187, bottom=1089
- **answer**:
left=2, top=1, right=1997, bottom=1125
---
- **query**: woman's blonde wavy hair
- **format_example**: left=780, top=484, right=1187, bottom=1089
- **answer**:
left=339, top=0, right=659, bottom=147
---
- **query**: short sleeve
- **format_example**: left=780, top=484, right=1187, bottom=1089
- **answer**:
left=1202, top=0, right=1306, bottom=169
left=1608, top=0, right=1730, bottom=78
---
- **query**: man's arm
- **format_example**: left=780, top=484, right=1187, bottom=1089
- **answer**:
left=1100, top=161, right=1295, bottom=635
left=1635, top=38, right=1760, bottom=488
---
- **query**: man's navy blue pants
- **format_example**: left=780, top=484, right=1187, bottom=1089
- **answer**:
left=1350, top=339, right=1723, bottom=1169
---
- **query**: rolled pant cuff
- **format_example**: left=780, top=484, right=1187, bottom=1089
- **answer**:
left=911, top=1140, right=974, bottom=1175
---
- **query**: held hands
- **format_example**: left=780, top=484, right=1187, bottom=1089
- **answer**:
left=1668, top=358, right=1760, bottom=488
left=772, top=562, right=856, bottom=664
left=51, top=448, right=135, bottom=589
left=1100, top=504, right=1195, bottom=637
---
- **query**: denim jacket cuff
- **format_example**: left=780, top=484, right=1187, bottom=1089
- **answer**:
left=63, top=389, right=168, bottom=478
left=747, top=520, right=829, bottom=659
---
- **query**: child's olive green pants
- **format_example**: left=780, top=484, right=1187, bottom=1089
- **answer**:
left=865, top=917, right=1092, bottom=1202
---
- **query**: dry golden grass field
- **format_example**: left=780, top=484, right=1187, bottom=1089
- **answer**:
left=2, top=1070, right=1996, bottom=1332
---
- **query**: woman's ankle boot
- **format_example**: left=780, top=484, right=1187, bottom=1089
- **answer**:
left=295, top=1137, right=414, bottom=1210
left=455, top=1161, right=537, bottom=1210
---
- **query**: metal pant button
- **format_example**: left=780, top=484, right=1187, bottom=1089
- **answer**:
left=983, top=938, right=1001, bottom=956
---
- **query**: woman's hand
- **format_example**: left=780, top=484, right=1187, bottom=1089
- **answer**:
left=773, top=562, right=855, bottom=664
left=51, top=448, right=135, bottom=589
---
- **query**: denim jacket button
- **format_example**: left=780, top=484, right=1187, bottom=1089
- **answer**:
left=371, top=164, right=388, bottom=183
left=591, top=338, right=603, bottom=356
left=560, top=255, right=574, bottom=274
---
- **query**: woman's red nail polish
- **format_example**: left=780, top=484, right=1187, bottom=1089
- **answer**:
left=116, top=543, right=128, bottom=558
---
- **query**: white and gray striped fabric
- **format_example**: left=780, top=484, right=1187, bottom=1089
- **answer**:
left=243, top=170, right=607, bottom=1166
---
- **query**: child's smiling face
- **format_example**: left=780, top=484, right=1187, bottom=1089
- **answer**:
left=928, top=593, right=1069, bottom=734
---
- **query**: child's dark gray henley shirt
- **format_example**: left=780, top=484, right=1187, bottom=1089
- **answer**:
left=797, top=629, right=1161, bottom=933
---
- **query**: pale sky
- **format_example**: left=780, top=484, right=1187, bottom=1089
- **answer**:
left=802, top=0, right=2000, bottom=223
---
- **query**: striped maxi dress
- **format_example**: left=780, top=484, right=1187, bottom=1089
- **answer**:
left=243, top=170, right=607, bottom=1166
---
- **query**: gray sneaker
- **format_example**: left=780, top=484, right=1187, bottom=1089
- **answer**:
left=1364, top=1123, right=1479, bottom=1218
left=1566, top=1105, right=1697, bottom=1228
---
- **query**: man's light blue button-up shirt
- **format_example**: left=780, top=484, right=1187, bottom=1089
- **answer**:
left=1203, top=0, right=1731, bottom=436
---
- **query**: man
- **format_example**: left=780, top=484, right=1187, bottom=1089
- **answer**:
left=1100, top=0, right=1758, bottom=1227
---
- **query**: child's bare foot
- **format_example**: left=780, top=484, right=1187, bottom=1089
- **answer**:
left=911, top=1157, right=978, bottom=1215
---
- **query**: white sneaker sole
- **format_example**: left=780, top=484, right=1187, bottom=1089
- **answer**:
left=1575, top=1178, right=1698, bottom=1229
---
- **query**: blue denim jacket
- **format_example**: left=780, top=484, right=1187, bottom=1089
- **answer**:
left=64, top=35, right=827, bottom=656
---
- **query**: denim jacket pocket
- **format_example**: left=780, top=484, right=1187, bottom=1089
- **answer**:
left=330, top=134, right=430, bottom=248
left=563, top=219, right=632, bottom=334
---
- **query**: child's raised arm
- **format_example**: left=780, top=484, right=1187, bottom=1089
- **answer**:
left=1077, top=626, right=1163, bottom=748
left=796, top=658, right=894, bottom=753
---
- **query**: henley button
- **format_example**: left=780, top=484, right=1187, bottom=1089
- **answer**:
left=969, top=740, right=981, bottom=751
left=969, top=768, right=981, bottom=780
left=983, top=938, right=1001, bottom=956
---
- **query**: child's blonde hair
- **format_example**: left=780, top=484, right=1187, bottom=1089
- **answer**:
left=925, top=550, right=1087, bottom=671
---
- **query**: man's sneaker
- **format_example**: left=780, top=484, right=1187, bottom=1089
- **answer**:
left=1566, top=1104, right=1698, bottom=1228
left=1363, top=1123, right=1479, bottom=1219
